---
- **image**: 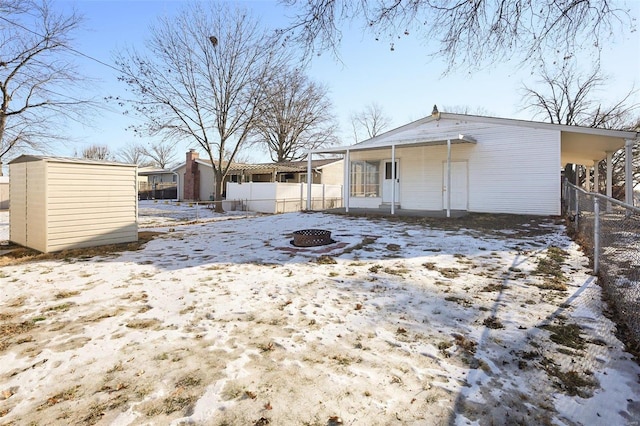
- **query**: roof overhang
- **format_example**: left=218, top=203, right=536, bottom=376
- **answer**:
left=313, top=134, right=477, bottom=154
left=561, top=131, right=636, bottom=166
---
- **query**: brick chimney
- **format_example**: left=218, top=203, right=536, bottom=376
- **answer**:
left=183, top=149, right=200, bottom=200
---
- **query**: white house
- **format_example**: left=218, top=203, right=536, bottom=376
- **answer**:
left=308, top=112, right=638, bottom=216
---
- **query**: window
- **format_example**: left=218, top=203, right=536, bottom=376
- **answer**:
left=350, top=160, right=380, bottom=197
left=385, top=161, right=398, bottom=179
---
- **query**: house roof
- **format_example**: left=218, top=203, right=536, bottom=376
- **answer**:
left=138, top=167, right=174, bottom=176
left=172, top=157, right=342, bottom=174
left=312, top=113, right=638, bottom=165
left=9, top=155, right=137, bottom=168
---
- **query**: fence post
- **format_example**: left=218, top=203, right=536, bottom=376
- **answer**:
left=593, top=197, right=600, bottom=274
left=574, top=188, right=579, bottom=229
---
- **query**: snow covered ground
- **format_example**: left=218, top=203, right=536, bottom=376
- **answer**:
left=1, top=201, right=639, bottom=425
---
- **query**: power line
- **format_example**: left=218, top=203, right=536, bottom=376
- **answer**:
left=0, top=14, right=123, bottom=74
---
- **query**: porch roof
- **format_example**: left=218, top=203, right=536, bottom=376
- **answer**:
left=312, top=113, right=638, bottom=165
left=313, top=133, right=477, bottom=154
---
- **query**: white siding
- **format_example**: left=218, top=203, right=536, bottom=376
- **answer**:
left=198, top=165, right=215, bottom=201
left=348, top=119, right=562, bottom=215
left=319, top=160, right=344, bottom=185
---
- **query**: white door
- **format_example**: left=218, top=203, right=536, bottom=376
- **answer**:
left=443, top=161, right=468, bottom=210
left=382, top=160, right=400, bottom=204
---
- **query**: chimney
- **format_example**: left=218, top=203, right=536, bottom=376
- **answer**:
left=431, top=105, right=439, bottom=116
left=184, top=149, right=200, bottom=200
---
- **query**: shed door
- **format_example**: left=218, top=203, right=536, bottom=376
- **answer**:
left=443, top=161, right=468, bottom=210
left=382, top=160, right=400, bottom=204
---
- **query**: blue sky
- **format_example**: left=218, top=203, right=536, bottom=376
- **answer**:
left=53, top=0, right=640, bottom=165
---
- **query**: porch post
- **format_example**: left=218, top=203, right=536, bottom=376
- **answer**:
left=446, top=138, right=451, bottom=218
left=306, top=153, right=312, bottom=210
left=575, top=164, right=580, bottom=187
left=593, top=160, right=599, bottom=194
left=625, top=139, right=634, bottom=206
left=391, top=144, right=396, bottom=215
left=606, top=151, right=613, bottom=212
left=344, top=150, right=350, bottom=213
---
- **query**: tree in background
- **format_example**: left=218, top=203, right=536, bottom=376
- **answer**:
left=280, top=0, right=631, bottom=68
left=522, top=61, right=639, bottom=198
left=522, top=62, right=638, bottom=128
left=143, top=141, right=177, bottom=169
left=115, top=3, right=284, bottom=212
left=81, top=144, right=113, bottom=161
left=350, top=102, right=392, bottom=143
left=117, top=142, right=147, bottom=165
left=0, top=0, right=90, bottom=175
left=253, top=68, right=338, bottom=162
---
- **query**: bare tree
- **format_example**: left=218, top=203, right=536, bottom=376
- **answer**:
left=117, top=142, right=148, bottom=165
left=522, top=61, right=640, bottom=198
left=143, top=141, right=177, bottom=169
left=442, top=105, right=493, bottom=117
left=522, top=62, right=638, bottom=128
left=81, top=144, right=113, bottom=161
left=0, top=0, right=91, bottom=175
left=350, top=102, right=392, bottom=142
left=115, top=3, right=283, bottom=211
left=279, top=0, right=630, bottom=69
left=253, top=68, right=338, bottom=162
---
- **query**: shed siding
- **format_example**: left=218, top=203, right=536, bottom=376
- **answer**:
left=45, top=162, right=137, bottom=252
left=9, top=163, right=27, bottom=247
left=26, top=161, right=48, bottom=252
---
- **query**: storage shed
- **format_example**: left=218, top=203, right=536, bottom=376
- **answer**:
left=9, top=155, right=138, bottom=253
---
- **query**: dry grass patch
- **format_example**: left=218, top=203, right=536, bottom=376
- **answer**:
left=54, top=290, right=80, bottom=299
left=541, top=323, right=586, bottom=350
left=540, top=358, right=598, bottom=397
left=533, top=246, right=569, bottom=291
left=125, top=318, right=161, bottom=330
left=0, top=232, right=162, bottom=266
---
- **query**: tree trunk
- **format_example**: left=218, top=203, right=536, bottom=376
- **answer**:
left=214, top=169, right=225, bottom=213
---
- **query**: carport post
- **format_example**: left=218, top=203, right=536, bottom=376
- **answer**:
left=306, top=153, right=312, bottom=210
left=625, top=139, right=635, bottom=207
left=344, top=150, right=350, bottom=213
left=593, top=160, right=599, bottom=194
left=594, top=197, right=600, bottom=274
left=446, top=138, right=451, bottom=218
left=606, top=151, right=613, bottom=212
left=391, top=144, right=396, bottom=215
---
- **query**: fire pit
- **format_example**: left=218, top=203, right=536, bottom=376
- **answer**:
left=291, top=229, right=333, bottom=247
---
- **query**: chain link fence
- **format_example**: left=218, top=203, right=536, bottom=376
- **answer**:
left=563, top=180, right=640, bottom=350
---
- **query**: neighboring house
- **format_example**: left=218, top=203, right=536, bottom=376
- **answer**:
left=309, top=111, right=638, bottom=216
left=0, top=176, right=8, bottom=210
left=172, top=149, right=343, bottom=201
left=138, top=167, right=177, bottom=200
left=138, top=167, right=176, bottom=185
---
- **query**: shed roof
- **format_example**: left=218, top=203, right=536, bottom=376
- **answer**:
left=9, top=155, right=137, bottom=168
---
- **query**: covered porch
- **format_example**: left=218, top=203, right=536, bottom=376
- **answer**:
left=307, top=133, right=477, bottom=217
left=307, top=121, right=637, bottom=217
